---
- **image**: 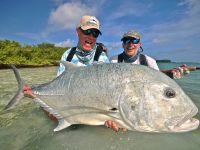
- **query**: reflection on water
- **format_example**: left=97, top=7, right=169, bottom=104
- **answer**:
left=0, top=65, right=200, bottom=150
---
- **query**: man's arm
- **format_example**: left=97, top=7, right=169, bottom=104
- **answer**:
left=161, top=64, right=191, bottom=79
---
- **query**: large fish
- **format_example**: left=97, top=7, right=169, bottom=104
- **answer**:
left=5, top=62, right=199, bottom=132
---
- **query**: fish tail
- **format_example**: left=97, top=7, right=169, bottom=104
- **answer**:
left=4, top=65, right=25, bottom=110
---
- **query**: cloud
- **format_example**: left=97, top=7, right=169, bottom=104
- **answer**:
left=54, top=39, right=74, bottom=47
left=48, top=1, right=96, bottom=31
left=99, top=0, right=152, bottom=41
left=146, top=0, right=200, bottom=45
left=107, top=1, right=151, bottom=20
left=13, top=0, right=107, bottom=43
left=178, top=0, right=200, bottom=16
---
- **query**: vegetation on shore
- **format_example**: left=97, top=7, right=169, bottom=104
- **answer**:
left=0, top=40, right=68, bottom=68
left=156, top=59, right=171, bottom=63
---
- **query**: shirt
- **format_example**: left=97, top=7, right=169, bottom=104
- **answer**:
left=57, top=45, right=110, bottom=76
left=110, top=54, right=159, bottom=70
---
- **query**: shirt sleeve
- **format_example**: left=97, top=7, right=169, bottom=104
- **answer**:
left=57, top=49, right=71, bottom=76
left=145, top=55, right=159, bottom=70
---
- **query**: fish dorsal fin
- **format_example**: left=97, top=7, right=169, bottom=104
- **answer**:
left=61, top=61, right=79, bottom=71
left=54, top=118, right=71, bottom=132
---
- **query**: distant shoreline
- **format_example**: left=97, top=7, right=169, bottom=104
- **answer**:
left=156, top=60, right=171, bottom=63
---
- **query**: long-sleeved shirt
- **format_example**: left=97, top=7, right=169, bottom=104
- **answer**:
left=110, top=53, right=159, bottom=70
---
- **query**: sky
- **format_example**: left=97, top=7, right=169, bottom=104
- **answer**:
left=0, top=0, right=200, bottom=62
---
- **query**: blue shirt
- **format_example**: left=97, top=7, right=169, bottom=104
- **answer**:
left=57, top=45, right=110, bottom=76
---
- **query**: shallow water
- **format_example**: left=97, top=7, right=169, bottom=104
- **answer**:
left=0, top=63, right=200, bottom=150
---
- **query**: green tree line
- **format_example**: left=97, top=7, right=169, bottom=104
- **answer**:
left=0, top=40, right=68, bottom=66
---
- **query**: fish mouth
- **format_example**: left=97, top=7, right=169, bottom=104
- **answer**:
left=167, top=108, right=199, bottom=132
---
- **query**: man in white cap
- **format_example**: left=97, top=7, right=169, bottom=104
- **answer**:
left=110, top=30, right=189, bottom=79
left=57, top=15, right=109, bottom=76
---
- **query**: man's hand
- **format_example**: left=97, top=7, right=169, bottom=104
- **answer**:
left=104, top=120, right=127, bottom=132
left=168, top=64, right=190, bottom=79
left=23, top=84, right=36, bottom=98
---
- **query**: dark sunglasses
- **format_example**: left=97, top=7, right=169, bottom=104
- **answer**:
left=80, top=28, right=100, bottom=38
left=122, top=38, right=140, bottom=45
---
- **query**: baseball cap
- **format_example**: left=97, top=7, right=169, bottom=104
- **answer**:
left=121, top=30, right=141, bottom=41
left=77, top=15, right=101, bottom=34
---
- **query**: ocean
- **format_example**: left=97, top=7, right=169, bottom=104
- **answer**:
left=0, top=63, right=200, bottom=150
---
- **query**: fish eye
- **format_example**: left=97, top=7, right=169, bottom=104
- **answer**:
left=164, top=88, right=176, bottom=98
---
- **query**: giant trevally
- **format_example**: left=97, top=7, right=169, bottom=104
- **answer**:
left=4, top=62, right=199, bottom=132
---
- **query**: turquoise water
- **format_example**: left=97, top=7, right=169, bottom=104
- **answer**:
left=0, top=63, right=200, bottom=150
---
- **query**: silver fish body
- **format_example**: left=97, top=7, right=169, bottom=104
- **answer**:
left=5, top=63, right=199, bottom=132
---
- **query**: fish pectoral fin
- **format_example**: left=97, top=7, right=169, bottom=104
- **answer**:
left=54, top=118, right=71, bottom=132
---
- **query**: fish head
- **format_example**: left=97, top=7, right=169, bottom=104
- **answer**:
left=119, top=78, right=199, bottom=133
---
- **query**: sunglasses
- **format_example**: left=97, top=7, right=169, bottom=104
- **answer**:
left=80, top=28, right=100, bottom=38
left=122, top=38, right=140, bottom=45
